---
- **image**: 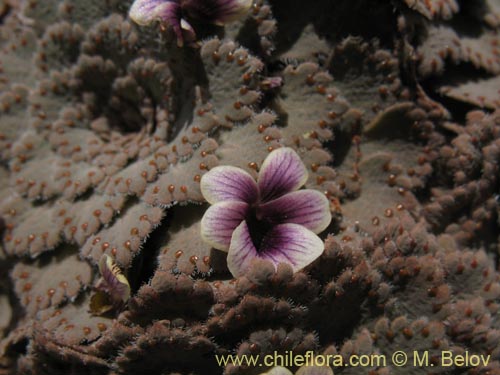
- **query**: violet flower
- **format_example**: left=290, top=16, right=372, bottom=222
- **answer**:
left=90, top=255, right=130, bottom=315
left=200, top=147, right=332, bottom=277
left=129, top=0, right=252, bottom=46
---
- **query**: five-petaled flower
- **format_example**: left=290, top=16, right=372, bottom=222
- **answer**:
left=200, top=147, right=332, bottom=277
left=129, top=0, right=252, bottom=46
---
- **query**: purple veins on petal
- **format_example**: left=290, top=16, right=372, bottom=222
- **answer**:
left=129, top=0, right=191, bottom=46
left=129, top=0, right=179, bottom=26
left=257, top=223, right=324, bottom=272
left=227, top=221, right=259, bottom=277
left=200, top=201, right=249, bottom=251
left=257, top=190, right=332, bottom=234
left=200, top=165, right=259, bottom=204
left=258, top=147, right=309, bottom=202
left=228, top=222, right=324, bottom=277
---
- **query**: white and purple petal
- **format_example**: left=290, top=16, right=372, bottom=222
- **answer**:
left=227, top=221, right=259, bottom=277
left=200, top=166, right=258, bottom=204
left=201, top=201, right=249, bottom=251
left=258, top=223, right=324, bottom=273
left=258, top=147, right=308, bottom=202
left=182, top=0, right=252, bottom=24
left=227, top=222, right=324, bottom=277
left=258, top=190, right=332, bottom=234
left=129, top=0, right=179, bottom=26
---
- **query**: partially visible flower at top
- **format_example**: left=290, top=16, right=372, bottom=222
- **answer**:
left=129, top=0, right=253, bottom=46
left=200, top=147, right=332, bottom=277
left=90, top=254, right=131, bottom=315
left=258, top=364, right=333, bottom=375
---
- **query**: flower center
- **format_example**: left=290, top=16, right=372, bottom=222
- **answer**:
left=246, top=205, right=273, bottom=252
